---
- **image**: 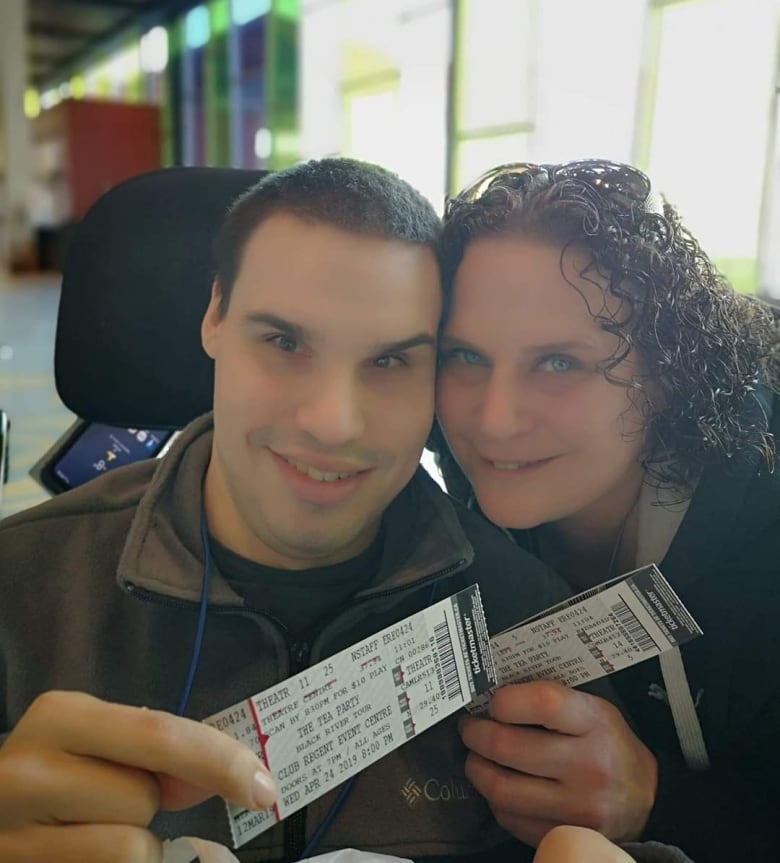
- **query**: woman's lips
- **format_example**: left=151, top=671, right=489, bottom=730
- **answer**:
left=482, top=455, right=557, bottom=473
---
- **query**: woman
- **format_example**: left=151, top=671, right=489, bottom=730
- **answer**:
left=432, top=160, right=779, bottom=861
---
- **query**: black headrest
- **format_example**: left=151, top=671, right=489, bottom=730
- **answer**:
left=55, top=166, right=267, bottom=428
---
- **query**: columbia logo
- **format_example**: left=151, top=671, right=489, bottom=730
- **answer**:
left=401, top=778, right=423, bottom=807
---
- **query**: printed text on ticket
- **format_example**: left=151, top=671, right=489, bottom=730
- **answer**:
left=470, top=563, right=702, bottom=713
left=204, top=585, right=495, bottom=847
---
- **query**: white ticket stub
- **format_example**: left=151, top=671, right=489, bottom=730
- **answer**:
left=203, top=585, right=496, bottom=848
left=470, top=563, right=702, bottom=713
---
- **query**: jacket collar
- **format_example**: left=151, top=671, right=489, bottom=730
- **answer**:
left=117, top=414, right=473, bottom=605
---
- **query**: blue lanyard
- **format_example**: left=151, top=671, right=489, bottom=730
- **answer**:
left=175, top=510, right=212, bottom=717
left=176, top=509, right=356, bottom=858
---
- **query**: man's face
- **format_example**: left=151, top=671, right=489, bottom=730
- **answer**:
left=202, top=212, right=441, bottom=569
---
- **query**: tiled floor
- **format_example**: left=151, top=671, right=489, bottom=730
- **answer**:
left=0, top=271, right=74, bottom=516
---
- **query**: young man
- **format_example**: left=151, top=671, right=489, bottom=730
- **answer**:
left=0, top=159, right=567, bottom=863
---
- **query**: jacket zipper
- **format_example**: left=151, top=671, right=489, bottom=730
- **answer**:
left=126, top=583, right=313, bottom=856
left=284, top=639, right=311, bottom=861
left=354, top=557, right=468, bottom=602
left=279, top=557, right=469, bottom=860
left=125, top=555, right=469, bottom=857
left=124, top=583, right=291, bottom=853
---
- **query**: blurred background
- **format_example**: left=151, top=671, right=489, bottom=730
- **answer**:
left=1, top=0, right=779, bottom=514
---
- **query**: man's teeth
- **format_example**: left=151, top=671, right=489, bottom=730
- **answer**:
left=284, top=456, right=358, bottom=482
left=491, top=460, right=539, bottom=470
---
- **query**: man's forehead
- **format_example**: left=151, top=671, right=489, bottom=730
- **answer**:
left=233, top=217, right=438, bottom=299
left=238, top=211, right=436, bottom=270
left=227, top=212, right=441, bottom=345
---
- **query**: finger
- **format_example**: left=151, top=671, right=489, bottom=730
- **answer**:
left=16, top=692, right=276, bottom=811
left=154, top=772, right=237, bottom=812
left=2, top=748, right=159, bottom=828
left=464, top=751, right=566, bottom=823
left=489, top=682, right=603, bottom=735
left=465, top=752, right=619, bottom=833
left=0, top=823, right=163, bottom=863
left=459, top=715, right=573, bottom=777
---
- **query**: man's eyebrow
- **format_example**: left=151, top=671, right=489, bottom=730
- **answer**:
left=376, top=333, right=437, bottom=355
left=243, top=312, right=310, bottom=341
left=242, top=315, right=435, bottom=354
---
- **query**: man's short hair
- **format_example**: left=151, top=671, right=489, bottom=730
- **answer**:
left=213, top=157, right=441, bottom=315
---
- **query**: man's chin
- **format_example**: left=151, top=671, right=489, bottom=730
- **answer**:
left=253, top=511, right=382, bottom=569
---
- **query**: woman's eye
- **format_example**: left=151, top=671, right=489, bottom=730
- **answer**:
left=444, top=347, right=486, bottom=366
left=267, top=333, right=298, bottom=353
left=539, top=354, right=576, bottom=373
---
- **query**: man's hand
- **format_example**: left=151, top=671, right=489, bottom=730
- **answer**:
left=534, top=826, right=636, bottom=863
left=459, top=681, right=657, bottom=847
left=0, top=691, right=277, bottom=863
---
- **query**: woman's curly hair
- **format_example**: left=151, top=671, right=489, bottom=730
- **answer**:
left=432, top=159, right=780, bottom=496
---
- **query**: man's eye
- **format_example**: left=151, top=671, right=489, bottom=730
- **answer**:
left=538, top=354, right=576, bottom=373
left=374, top=354, right=405, bottom=369
left=267, top=333, right=298, bottom=353
left=444, top=347, right=486, bottom=366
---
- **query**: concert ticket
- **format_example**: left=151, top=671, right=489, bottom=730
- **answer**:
left=470, top=563, right=702, bottom=713
left=203, top=565, right=700, bottom=850
left=203, top=585, right=495, bottom=847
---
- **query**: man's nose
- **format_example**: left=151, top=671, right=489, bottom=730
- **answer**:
left=295, top=371, right=366, bottom=448
left=479, top=369, right=536, bottom=438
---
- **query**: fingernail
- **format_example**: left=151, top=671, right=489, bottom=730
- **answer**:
left=251, top=769, right=277, bottom=809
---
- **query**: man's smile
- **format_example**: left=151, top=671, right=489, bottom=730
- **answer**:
left=277, top=452, right=368, bottom=482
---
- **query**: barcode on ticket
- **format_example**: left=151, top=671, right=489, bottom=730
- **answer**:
left=470, top=564, right=702, bottom=713
left=434, top=618, right=461, bottom=700
left=204, top=585, right=496, bottom=847
left=608, top=598, right=656, bottom=653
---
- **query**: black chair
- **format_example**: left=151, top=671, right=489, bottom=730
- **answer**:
left=25, top=168, right=266, bottom=496
left=55, top=166, right=266, bottom=430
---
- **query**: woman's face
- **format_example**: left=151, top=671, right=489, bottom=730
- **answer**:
left=436, top=235, right=648, bottom=535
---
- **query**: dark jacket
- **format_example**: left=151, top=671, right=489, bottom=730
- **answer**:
left=1, top=414, right=569, bottom=863
left=512, top=391, right=780, bottom=863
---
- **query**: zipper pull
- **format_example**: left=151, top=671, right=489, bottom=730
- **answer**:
left=291, top=640, right=310, bottom=672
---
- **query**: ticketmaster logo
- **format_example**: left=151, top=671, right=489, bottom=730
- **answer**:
left=401, top=776, right=474, bottom=808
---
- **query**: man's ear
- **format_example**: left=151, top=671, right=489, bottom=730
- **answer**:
left=201, top=280, right=223, bottom=360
